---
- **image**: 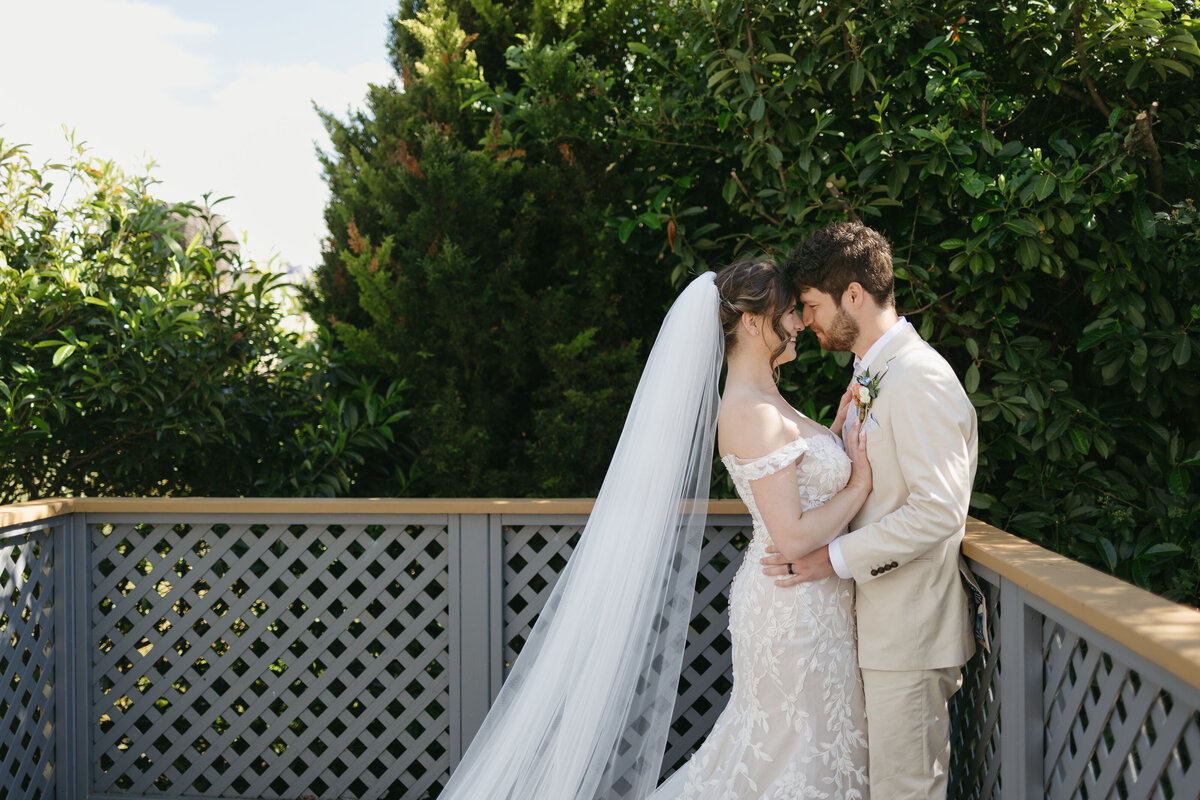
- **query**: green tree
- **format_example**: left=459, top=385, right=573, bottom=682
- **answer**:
left=0, top=139, right=406, bottom=501
left=617, top=0, right=1200, bottom=602
left=309, top=0, right=671, bottom=496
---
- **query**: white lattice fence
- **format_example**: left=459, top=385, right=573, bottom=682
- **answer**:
left=951, top=563, right=1200, bottom=800
left=501, top=522, right=582, bottom=672
left=90, top=518, right=451, bottom=799
left=0, top=527, right=56, bottom=800
left=662, top=523, right=750, bottom=776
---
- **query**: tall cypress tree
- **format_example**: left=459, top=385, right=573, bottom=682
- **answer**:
left=308, top=0, right=671, bottom=496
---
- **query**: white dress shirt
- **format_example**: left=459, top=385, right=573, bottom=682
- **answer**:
left=827, top=317, right=909, bottom=579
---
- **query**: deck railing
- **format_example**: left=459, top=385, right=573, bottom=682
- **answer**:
left=1, top=498, right=1198, bottom=800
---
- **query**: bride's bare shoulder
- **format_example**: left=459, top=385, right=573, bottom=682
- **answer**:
left=718, top=395, right=797, bottom=459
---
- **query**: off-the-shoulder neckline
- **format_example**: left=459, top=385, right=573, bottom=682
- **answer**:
left=720, top=429, right=839, bottom=465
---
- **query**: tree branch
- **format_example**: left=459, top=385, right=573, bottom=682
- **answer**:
left=904, top=192, right=920, bottom=269
left=1072, top=3, right=1112, bottom=119
left=1128, top=102, right=1164, bottom=205
left=60, top=424, right=160, bottom=474
left=903, top=289, right=956, bottom=316
left=730, top=168, right=782, bottom=225
left=824, top=181, right=862, bottom=224
left=1018, top=315, right=1058, bottom=333
left=628, top=136, right=723, bottom=153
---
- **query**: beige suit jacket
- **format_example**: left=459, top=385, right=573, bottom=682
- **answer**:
left=839, top=324, right=977, bottom=671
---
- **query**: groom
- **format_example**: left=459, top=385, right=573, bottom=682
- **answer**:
left=762, top=221, right=978, bottom=800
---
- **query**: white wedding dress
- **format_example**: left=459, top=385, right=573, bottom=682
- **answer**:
left=651, top=431, right=870, bottom=800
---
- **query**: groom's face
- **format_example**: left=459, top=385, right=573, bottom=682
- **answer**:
left=799, top=288, right=859, bottom=352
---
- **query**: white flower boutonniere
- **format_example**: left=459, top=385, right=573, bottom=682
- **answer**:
left=853, top=367, right=887, bottom=425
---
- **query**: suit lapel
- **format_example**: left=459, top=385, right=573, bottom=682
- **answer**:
left=857, top=323, right=920, bottom=385
left=853, top=324, right=920, bottom=436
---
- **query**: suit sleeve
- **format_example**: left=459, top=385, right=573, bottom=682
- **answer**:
left=837, top=357, right=976, bottom=583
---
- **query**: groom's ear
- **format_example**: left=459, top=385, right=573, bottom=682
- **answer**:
left=842, top=282, right=867, bottom=310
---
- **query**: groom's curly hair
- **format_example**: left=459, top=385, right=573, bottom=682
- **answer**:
left=784, top=221, right=895, bottom=308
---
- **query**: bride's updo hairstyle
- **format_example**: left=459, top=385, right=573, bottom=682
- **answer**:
left=715, top=257, right=795, bottom=371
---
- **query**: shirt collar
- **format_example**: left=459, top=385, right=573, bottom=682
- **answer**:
left=853, top=316, right=908, bottom=374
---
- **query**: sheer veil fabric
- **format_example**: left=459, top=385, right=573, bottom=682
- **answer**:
left=437, top=272, right=724, bottom=800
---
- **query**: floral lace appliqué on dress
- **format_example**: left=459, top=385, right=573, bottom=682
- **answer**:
left=650, top=433, right=869, bottom=800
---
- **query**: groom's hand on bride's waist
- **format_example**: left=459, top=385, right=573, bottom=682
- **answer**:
left=761, top=544, right=834, bottom=587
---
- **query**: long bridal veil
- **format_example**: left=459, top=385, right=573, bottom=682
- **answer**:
left=438, top=272, right=723, bottom=800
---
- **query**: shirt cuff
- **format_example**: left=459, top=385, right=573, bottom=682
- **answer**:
left=828, top=537, right=852, bottom=580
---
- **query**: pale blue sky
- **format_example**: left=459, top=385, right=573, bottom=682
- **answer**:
left=1, top=0, right=401, bottom=269
left=154, top=0, right=398, bottom=91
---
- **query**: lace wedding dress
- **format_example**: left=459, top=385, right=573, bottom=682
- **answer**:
left=650, top=431, right=869, bottom=800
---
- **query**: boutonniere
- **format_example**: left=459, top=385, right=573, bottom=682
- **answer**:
left=854, top=366, right=888, bottom=425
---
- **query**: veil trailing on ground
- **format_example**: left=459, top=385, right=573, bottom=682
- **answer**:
left=438, top=272, right=723, bottom=800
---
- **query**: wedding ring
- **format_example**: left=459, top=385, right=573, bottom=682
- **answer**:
left=786, top=563, right=794, bottom=575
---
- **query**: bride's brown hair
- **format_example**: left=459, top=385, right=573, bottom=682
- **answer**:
left=715, top=258, right=795, bottom=377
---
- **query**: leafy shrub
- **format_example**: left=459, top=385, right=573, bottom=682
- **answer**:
left=0, top=139, right=406, bottom=500
left=619, top=0, right=1200, bottom=603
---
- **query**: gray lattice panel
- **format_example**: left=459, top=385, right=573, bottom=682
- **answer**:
left=501, top=520, right=753, bottom=783
left=661, top=523, right=750, bottom=777
left=11, top=501, right=1199, bottom=800
left=950, top=564, right=1002, bottom=800
left=501, top=523, right=583, bottom=672
left=89, top=519, right=451, bottom=799
left=1041, top=618, right=1200, bottom=800
left=0, top=529, right=56, bottom=800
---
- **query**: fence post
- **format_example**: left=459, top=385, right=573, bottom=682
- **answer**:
left=54, top=512, right=90, bottom=800
left=448, top=512, right=503, bottom=766
left=998, top=578, right=1043, bottom=800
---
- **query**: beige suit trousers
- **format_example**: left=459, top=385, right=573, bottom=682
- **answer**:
left=861, top=666, right=962, bottom=800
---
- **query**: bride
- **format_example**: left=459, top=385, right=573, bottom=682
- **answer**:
left=437, top=261, right=870, bottom=799
left=651, top=259, right=870, bottom=798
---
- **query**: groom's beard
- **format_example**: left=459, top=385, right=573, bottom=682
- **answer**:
left=815, top=306, right=859, bottom=352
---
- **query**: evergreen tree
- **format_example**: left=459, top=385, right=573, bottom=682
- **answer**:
left=309, top=0, right=670, bottom=495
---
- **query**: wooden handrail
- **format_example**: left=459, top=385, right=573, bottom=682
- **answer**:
left=963, top=517, right=1200, bottom=693
left=0, top=496, right=751, bottom=526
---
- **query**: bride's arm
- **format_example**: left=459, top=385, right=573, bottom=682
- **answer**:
left=753, top=429, right=872, bottom=562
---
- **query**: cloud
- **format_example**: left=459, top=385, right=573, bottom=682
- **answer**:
left=1, top=0, right=216, bottom=158
left=0, top=0, right=394, bottom=270
left=189, top=60, right=395, bottom=270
